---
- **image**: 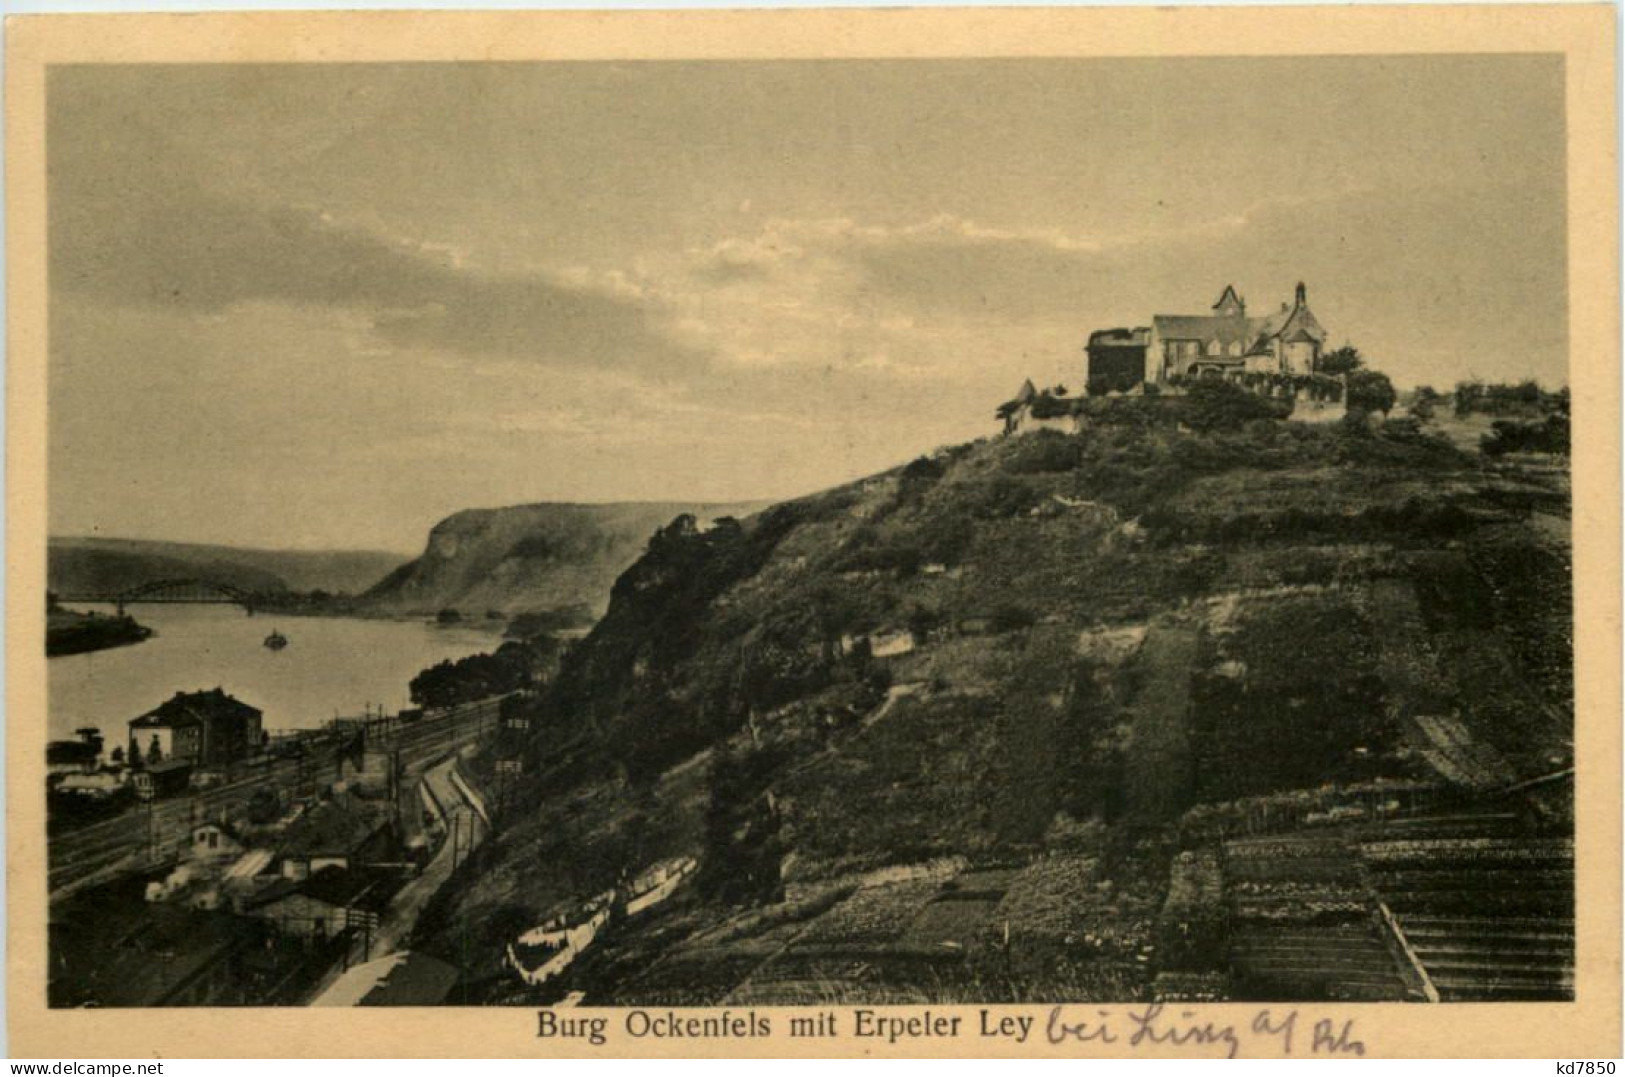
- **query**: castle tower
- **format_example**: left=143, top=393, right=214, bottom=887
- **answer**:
left=1212, top=284, right=1246, bottom=318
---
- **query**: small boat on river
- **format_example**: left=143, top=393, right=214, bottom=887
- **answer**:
left=263, top=630, right=289, bottom=650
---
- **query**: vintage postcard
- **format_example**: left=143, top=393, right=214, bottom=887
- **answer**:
left=6, top=5, right=1618, bottom=1060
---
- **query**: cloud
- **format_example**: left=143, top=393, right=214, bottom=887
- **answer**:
left=49, top=116, right=706, bottom=377
left=620, top=214, right=1117, bottom=396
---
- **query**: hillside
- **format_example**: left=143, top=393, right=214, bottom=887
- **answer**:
left=47, top=537, right=407, bottom=597
left=363, top=501, right=771, bottom=617
left=415, top=395, right=1573, bottom=1005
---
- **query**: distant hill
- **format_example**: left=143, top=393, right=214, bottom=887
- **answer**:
left=362, top=501, right=773, bottom=617
left=48, top=537, right=408, bottom=597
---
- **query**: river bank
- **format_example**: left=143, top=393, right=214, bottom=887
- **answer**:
left=46, top=605, right=153, bottom=658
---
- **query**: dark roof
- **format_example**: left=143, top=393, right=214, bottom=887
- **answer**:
left=48, top=876, right=254, bottom=1007
left=143, top=758, right=195, bottom=776
left=1278, top=292, right=1327, bottom=344
left=130, top=688, right=261, bottom=731
left=193, top=818, right=243, bottom=840
left=47, top=740, right=99, bottom=766
left=1087, top=327, right=1150, bottom=348
left=300, top=866, right=394, bottom=911
left=242, top=877, right=304, bottom=910
left=131, top=710, right=201, bottom=731
left=279, top=801, right=390, bottom=860
left=246, top=866, right=393, bottom=914
left=1154, top=284, right=1325, bottom=351
left=1152, top=313, right=1258, bottom=346
left=353, top=952, right=462, bottom=1006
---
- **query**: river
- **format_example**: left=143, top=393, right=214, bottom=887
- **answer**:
left=48, top=604, right=500, bottom=746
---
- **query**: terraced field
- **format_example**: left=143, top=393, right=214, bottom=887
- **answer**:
left=1360, top=820, right=1574, bottom=1001
left=1221, top=834, right=1419, bottom=1002
left=1215, top=809, right=1574, bottom=1003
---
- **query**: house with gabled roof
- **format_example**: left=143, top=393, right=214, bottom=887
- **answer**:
left=276, top=798, right=395, bottom=880
left=1143, top=282, right=1327, bottom=384
left=244, top=865, right=392, bottom=940
left=128, top=688, right=263, bottom=768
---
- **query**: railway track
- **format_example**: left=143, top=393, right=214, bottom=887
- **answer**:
left=48, top=695, right=506, bottom=902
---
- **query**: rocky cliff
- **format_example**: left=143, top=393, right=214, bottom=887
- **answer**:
left=363, top=501, right=771, bottom=617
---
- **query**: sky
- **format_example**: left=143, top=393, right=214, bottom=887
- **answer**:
left=47, top=56, right=1568, bottom=552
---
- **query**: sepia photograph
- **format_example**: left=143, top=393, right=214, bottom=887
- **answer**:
left=6, top=5, right=1619, bottom=1060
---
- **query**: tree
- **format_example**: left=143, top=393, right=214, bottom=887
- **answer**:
left=1318, top=346, right=1364, bottom=377
left=1183, top=377, right=1289, bottom=431
left=1410, top=385, right=1440, bottom=422
left=1346, top=370, right=1397, bottom=416
left=127, top=740, right=142, bottom=769
left=1454, top=379, right=1484, bottom=416
left=245, top=787, right=282, bottom=824
left=147, top=736, right=163, bottom=765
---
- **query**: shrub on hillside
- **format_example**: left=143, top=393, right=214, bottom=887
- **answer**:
left=1003, top=431, right=1083, bottom=474
left=988, top=603, right=1038, bottom=633
left=1183, top=379, right=1290, bottom=432
left=1028, top=393, right=1077, bottom=420
left=968, top=476, right=1044, bottom=519
left=1346, top=370, right=1398, bottom=416
left=1381, top=416, right=1424, bottom=440
left=1454, top=378, right=1562, bottom=418
left=1409, top=385, right=1441, bottom=421
left=832, top=541, right=924, bottom=577
left=1077, top=395, right=1182, bottom=429
left=1481, top=414, right=1570, bottom=456
left=898, top=455, right=947, bottom=502
left=917, top=513, right=975, bottom=565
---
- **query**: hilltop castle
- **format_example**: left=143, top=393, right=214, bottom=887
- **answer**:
left=1086, top=282, right=1327, bottom=394
left=998, top=282, right=1339, bottom=434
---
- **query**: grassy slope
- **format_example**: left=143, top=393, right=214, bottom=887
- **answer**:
left=419, top=407, right=1572, bottom=1003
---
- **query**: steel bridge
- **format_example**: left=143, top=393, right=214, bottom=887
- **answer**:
left=57, top=578, right=259, bottom=616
